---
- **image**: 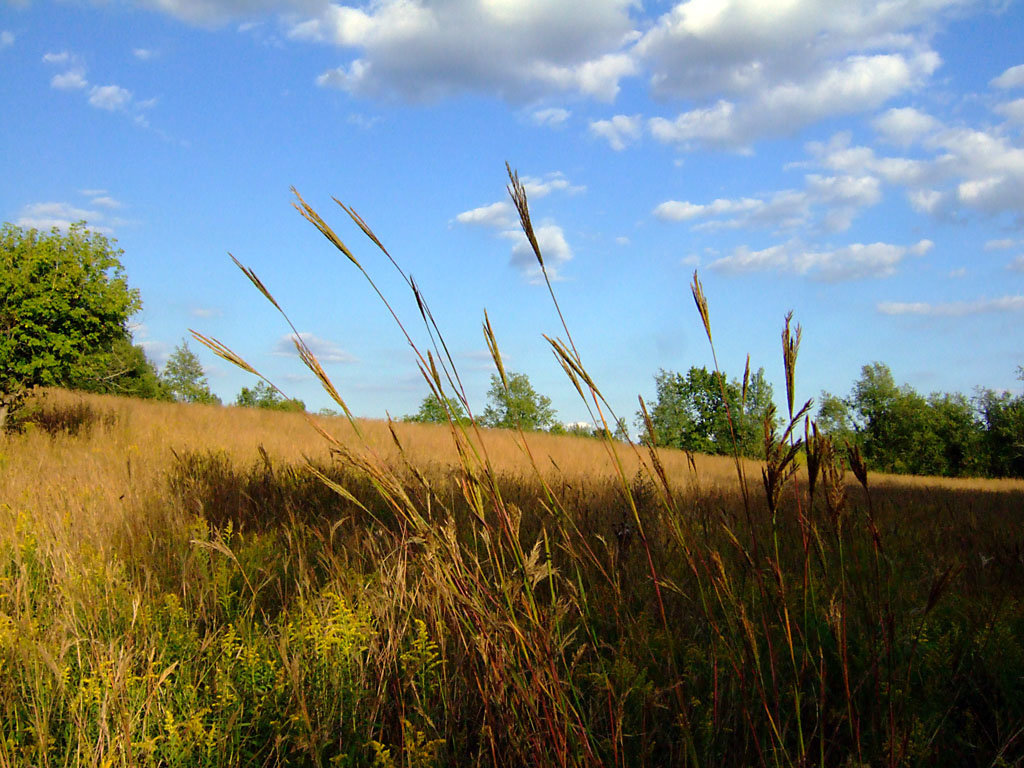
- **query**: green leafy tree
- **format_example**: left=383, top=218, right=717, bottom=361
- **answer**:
left=639, top=366, right=773, bottom=458
left=1, top=222, right=142, bottom=427
left=235, top=380, right=305, bottom=413
left=404, top=392, right=468, bottom=425
left=976, top=372, right=1024, bottom=478
left=481, top=372, right=556, bottom=431
left=75, top=336, right=171, bottom=401
left=161, top=340, right=221, bottom=405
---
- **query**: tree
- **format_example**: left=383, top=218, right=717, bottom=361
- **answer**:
left=235, top=381, right=305, bottom=412
left=1, top=222, right=142, bottom=427
left=74, top=336, right=170, bottom=401
left=481, top=372, right=556, bottom=431
left=638, top=366, right=773, bottom=458
left=976, top=374, right=1024, bottom=478
left=404, top=392, right=468, bottom=424
left=161, top=340, right=221, bottom=405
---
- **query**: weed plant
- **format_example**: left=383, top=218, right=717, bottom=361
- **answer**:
left=0, top=168, right=1022, bottom=766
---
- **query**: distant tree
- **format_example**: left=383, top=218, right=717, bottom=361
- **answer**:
left=1, top=222, right=141, bottom=427
left=976, top=371, right=1024, bottom=478
left=481, top=372, right=556, bottom=431
left=639, top=366, right=773, bottom=458
left=161, top=340, right=220, bottom=405
left=404, top=392, right=468, bottom=425
left=235, top=380, right=304, bottom=412
left=816, top=391, right=855, bottom=441
left=74, top=336, right=170, bottom=401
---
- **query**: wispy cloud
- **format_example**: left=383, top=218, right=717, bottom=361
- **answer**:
left=0, top=30, right=14, bottom=50
left=878, top=295, right=1024, bottom=316
left=710, top=238, right=931, bottom=281
left=133, top=48, right=156, bottom=60
left=273, top=332, right=357, bottom=364
left=455, top=201, right=515, bottom=228
left=530, top=107, right=570, bottom=127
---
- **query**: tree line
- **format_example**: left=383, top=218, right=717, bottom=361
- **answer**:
left=3, top=222, right=1021, bottom=478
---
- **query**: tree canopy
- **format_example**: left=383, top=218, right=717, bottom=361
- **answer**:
left=404, top=392, right=468, bottom=425
left=481, top=372, right=556, bottom=431
left=639, top=366, right=773, bottom=458
left=161, top=340, right=221, bottom=405
left=235, top=381, right=305, bottom=413
left=1, top=222, right=141, bottom=392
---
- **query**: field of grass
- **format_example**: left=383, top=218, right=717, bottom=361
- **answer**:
left=1, top=386, right=1022, bottom=767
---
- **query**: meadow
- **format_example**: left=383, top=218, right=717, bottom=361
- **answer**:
left=2, top=180, right=1023, bottom=767
left=1, top=384, right=1022, bottom=767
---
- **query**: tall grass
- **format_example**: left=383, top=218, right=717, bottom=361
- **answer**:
left=1, top=167, right=1022, bottom=766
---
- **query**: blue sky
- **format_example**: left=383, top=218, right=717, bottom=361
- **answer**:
left=3, top=0, right=1024, bottom=427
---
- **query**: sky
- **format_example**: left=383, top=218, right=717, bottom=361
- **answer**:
left=2, top=0, right=1024, bottom=429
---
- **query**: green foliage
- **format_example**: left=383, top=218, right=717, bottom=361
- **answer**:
left=234, top=381, right=305, bottom=413
left=639, top=366, right=773, bottom=458
left=976, top=380, right=1024, bottom=478
left=480, top=371, right=556, bottom=431
left=846, top=362, right=996, bottom=477
left=73, top=336, right=171, bottom=400
left=162, top=340, right=221, bottom=405
left=403, top=393, right=467, bottom=424
left=0, top=222, right=141, bottom=393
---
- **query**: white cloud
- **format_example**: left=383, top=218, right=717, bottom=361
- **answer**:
left=42, top=51, right=70, bottom=64
left=307, top=0, right=638, bottom=102
left=995, top=98, right=1024, bottom=125
left=51, top=70, right=88, bottom=90
left=615, top=236, right=630, bottom=246
left=648, top=51, right=940, bottom=148
left=872, top=106, right=939, bottom=146
left=1008, top=255, right=1024, bottom=273
left=710, top=238, right=929, bottom=281
left=133, top=48, right=156, bottom=60
left=949, top=267, right=966, bottom=278
left=653, top=172, right=880, bottom=233
left=991, top=63, right=1024, bottom=90
left=455, top=201, right=515, bottom=228
left=274, top=332, right=357, bottom=364
left=520, top=171, right=584, bottom=198
left=985, top=238, right=1016, bottom=251
left=90, top=196, right=122, bottom=209
left=530, top=107, right=570, bottom=127
left=190, top=306, right=222, bottom=318
left=88, top=85, right=133, bottom=110
left=502, top=223, right=573, bottom=281
left=589, top=113, right=642, bottom=151
left=878, top=295, right=1024, bottom=316
left=0, top=30, right=14, bottom=50
left=15, top=202, right=113, bottom=233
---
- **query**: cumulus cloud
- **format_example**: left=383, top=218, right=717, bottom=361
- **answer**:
left=42, top=51, right=71, bottom=64
left=878, top=295, right=1024, bottom=316
left=133, top=48, right=156, bottom=60
left=995, top=98, right=1024, bottom=125
left=710, top=238, right=930, bottom=281
left=530, top=107, right=570, bottom=127
left=653, top=172, right=880, bottom=233
left=51, top=69, right=88, bottom=90
left=273, top=332, right=357, bottom=363
left=809, top=122, right=1024, bottom=222
left=520, top=171, right=585, bottom=198
left=872, top=106, right=940, bottom=146
left=991, top=63, right=1024, bottom=90
left=502, top=223, right=573, bottom=281
left=306, top=0, right=638, bottom=102
left=89, top=85, right=133, bottom=110
left=589, top=113, right=642, bottom=150
left=1008, top=255, right=1024, bottom=273
left=648, top=51, right=940, bottom=148
left=985, top=238, right=1016, bottom=251
left=455, top=201, right=515, bottom=228
left=0, top=30, right=14, bottom=49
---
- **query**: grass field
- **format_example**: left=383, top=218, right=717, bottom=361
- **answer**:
left=1, top=386, right=1022, bottom=767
